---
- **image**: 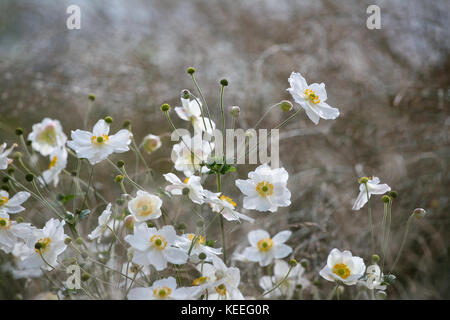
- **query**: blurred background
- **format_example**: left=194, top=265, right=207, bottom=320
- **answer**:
left=0, top=0, right=448, bottom=299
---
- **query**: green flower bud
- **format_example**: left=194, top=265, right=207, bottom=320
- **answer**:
left=177, top=223, right=186, bottom=231
left=88, top=93, right=96, bottom=101
left=389, top=191, right=398, bottom=199
left=181, top=89, right=191, bottom=99
left=2, top=177, right=9, bottom=183
left=198, top=252, right=207, bottom=260
left=64, top=237, right=72, bottom=245
left=104, top=116, right=113, bottom=124
left=372, top=254, right=380, bottom=263
left=289, top=259, right=298, bottom=267
left=300, top=259, right=308, bottom=269
left=182, top=187, right=190, bottom=195
left=280, top=100, right=293, bottom=112
left=114, top=175, right=124, bottom=183
left=359, top=176, right=369, bottom=184
left=16, top=217, right=24, bottom=223
left=13, top=152, right=22, bottom=160
left=160, top=103, right=171, bottom=112
left=296, top=284, right=303, bottom=290
left=81, top=273, right=90, bottom=281
left=7, top=167, right=14, bottom=174
left=381, top=195, right=390, bottom=203
left=413, top=208, right=427, bottom=219
left=187, top=67, right=196, bottom=75
left=197, top=220, right=204, bottom=227
left=146, top=221, right=155, bottom=228
left=26, top=140, right=32, bottom=146
left=116, top=199, right=125, bottom=206
left=220, top=79, right=228, bottom=86
left=0, top=220, right=6, bottom=226
left=15, top=127, right=24, bottom=136
left=123, top=120, right=131, bottom=129
left=25, top=174, right=34, bottom=182
left=34, top=242, right=43, bottom=250
left=69, top=257, right=77, bottom=264
left=1, top=185, right=9, bottom=192
left=117, top=160, right=125, bottom=168
left=75, top=237, right=84, bottom=245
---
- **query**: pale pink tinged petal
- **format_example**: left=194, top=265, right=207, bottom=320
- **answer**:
left=273, top=244, right=292, bottom=259
left=93, top=119, right=110, bottom=136
left=248, top=229, right=270, bottom=246
left=315, top=102, right=340, bottom=120
left=352, top=190, right=368, bottom=210
left=175, top=107, right=190, bottom=121
left=272, top=230, right=292, bottom=244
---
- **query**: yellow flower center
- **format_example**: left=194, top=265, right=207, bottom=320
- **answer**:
left=192, top=276, right=208, bottom=286
left=219, top=195, right=236, bottom=207
left=150, top=235, right=167, bottom=250
left=332, top=263, right=351, bottom=279
left=184, top=177, right=189, bottom=184
left=187, top=233, right=206, bottom=246
left=35, top=237, right=51, bottom=254
left=0, top=196, right=8, bottom=207
left=256, top=181, right=274, bottom=198
left=91, top=134, right=109, bottom=145
left=215, top=284, right=227, bottom=296
left=38, top=125, right=57, bottom=145
left=0, top=217, right=11, bottom=229
left=257, top=238, right=273, bottom=252
left=304, top=88, right=320, bottom=104
left=136, top=199, right=153, bottom=217
left=48, top=156, right=58, bottom=169
left=153, top=287, right=171, bottom=298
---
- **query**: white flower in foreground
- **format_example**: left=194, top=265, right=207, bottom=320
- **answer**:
left=194, top=255, right=244, bottom=300
left=67, top=119, right=132, bottom=165
left=141, top=134, right=161, bottom=154
left=176, top=233, right=222, bottom=261
left=39, top=146, right=67, bottom=187
left=0, top=212, right=36, bottom=254
left=0, top=190, right=30, bottom=215
left=259, top=259, right=310, bottom=298
left=88, top=203, right=112, bottom=241
left=235, top=163, right=291, bottom=213
left=203, top=190, right=254, bottom=223
left=124, top=224, right=187, bottom=271
left=28, top=118, right=67, bottom=156
left=163, top=173, right=205, bottom=204
left=171, top=134, right=213, bottom=177
left=0, top=143, right=17, bottom=170
left=352, top=176, right=391, bottom=210
left=15, top=219, right=67, bottom=271
left=319, top=248, right=366, bottom=285
left=175, top=98, right=216, bottom=134
left=128, top=276, right=200, bottom=300
left=242, top=229, right=292, bottom=266
left=287, top=72, right=339, bottom=125
left=360, top=264, right=387, bottom=291
left=128, top=190, right=162, bottom=222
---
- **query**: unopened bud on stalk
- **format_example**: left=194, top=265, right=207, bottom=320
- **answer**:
left=413, top=208, right=427, bottom=219
left=389, top=191, right=398, bottom=199
left=75, top=237, right=84, bottom=245
left=117, top=160, right=125, bottom=168
left=81, top=273, right=90, bottom=281
left=187, top=67, right=196, bottom=75
left=372, top=254, right=380, bottom=263
left=16, top=217, right=24, bottom=223
left=289, top=259, right=297, bottom=267
left=104, top=116, right=113, bottom=124
left=381, top=195, right=390, bottom=203
left=13, top=152, right=22, bottom=160
left=220, top=79, right=228, bottom=86
left=88, top=93, right=96, bottom=101
left=124, top=215, right=134, bottom=230
left=146, top=221, right=154, bottom=228
left=160, top=103, right=171, bottom=112
left=182, top=187, right=190, bottom=196
left=181, top=89, right=191, bottom=99
left=25, top=174, right=34, bottom=182
left=114, top=175, right=124, bottom=183
left=15, top=127, right=24, bottom=136
left=64, top=237, right=72, bottom=245
left=280, top=100, right=293, bottom=112
left=142, top=135, right=161, bottom=154
left=177, top=223, right=186, bottom=231
left=337, top=286, right=345, bottom=295
left=358, top=177, right=369, bottom=184
left=198, top=253, right=207, bottom=260
left=123, top=120, right=131, bottom=130
left=300, top=259, right=308, bottom=269
left=228, top=106, right=240, bottom=117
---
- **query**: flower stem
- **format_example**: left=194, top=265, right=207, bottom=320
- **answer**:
left=390, top=213, right=414, bottom=273
left=216, top=173, right=227, bottom=264
left=364, top=183, right=375, bottom=253
left=262, top=265, right=294, bottom=297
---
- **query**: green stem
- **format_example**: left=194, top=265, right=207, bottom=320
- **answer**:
left=391, top=214, right=414, bottom=273
left=262, top=265, right=293, bottom=297
left=216, top=173, right=227, bottom=264
left=364, top=183, right=375, bottom=253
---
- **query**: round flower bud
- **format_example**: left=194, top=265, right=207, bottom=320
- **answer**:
left=197, top=220, right=204, bottom=227
left=75, top=237, right=84, bottom=245
left=146, top=221, right=154, bottom=228
left=372, top=254, right=380, bottom=263
left=177, top=223, right=186, bottom=231
left=25, top=174, right=34, bottom=182
left=114, top=175, right=124, bottom=183
left=220, top=79, right=228, bottom=86
left=64, top=237, right=72, bottom=245
left=359, top=177, right=369, bottom=184
left=13, top=152, right=22, bottom=160
left=381, top=195, right=390, bottom=203
left=280, top=100, right=293, bottom=112
left=181, top=89, right=191, bottom=99
left=313, top=280, right=320, bottom=287
left=187, top=67, right=196, bottom=75
left=69, top=257, right=77, bottom=264
left=160, top=103, right=171, bottom=112
left=16, top=217, right=24, bottom=223
left=122, top=120, right=131, bottom=129
left=34, top=242, right=43, bottom=250
left=7, top=168, right=14, bottom=174
left=81, top=273, right=90, bottom=282
left=289, top=259, right=298, bottom=267
left=15, top=127, right=24, bottom=136
left=182, top=187, right=190, bottom=196
left=389, top=191, right=398, bottom=199
left=124, top=215, right=134, bottom=230
left=117, top=160, right=125, bottom=168
left=198, top=252, right=207, bottom=260
left=116, top=199, right=125, bottom=206
left=228, top=106, right=240, bottom=117
left=26, top=140, right=32, bottom=146
left=2, top=177, right=9, bottom=183
left=142, top=135, right=161, bottom=154
left=88, top=93, right=96, bottom=101
left=300, top=259, right=308, bottom=269
left=104, top=116, right=113, bottom=124
left=1, top=185, right=9, bottom=192
left=413, top=208, right=427, bottom=219
left=0, top=220, right=6, bottom=226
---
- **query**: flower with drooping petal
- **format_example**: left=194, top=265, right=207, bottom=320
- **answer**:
left=0, top=190, right=30, bottom=215
left=38, top=146, right=67, bottom=187
left=259, top=259, right=310, bottom=298
left=124, top=224, right=187, bottom=271
left=352, top=176, right=391, bottom=210
left=0, top=143, right=17, bottom=170
left=176, top=233, right=222, bottom=262
left=242, top=229, right=292, bottom=266
left=319, top=248, right=366, bottom=285
left=88, top=203, right=112, bottom=241
left=141, top=134, right=161, bottom=154
left=171, top=134, right=213, bottom=177
left=359, top=264, right=387, bottom=291
left=28, top=118, right=67, bottom=156
left=163, top=173, right=205, bottom=204
left=128, top=276, right=200, bottom=300
left=287, top=72, right=339, bottom=125
left=175, top=98, right=216, bottom=134
left=127, top=190, right=162, bottom=222
left=235, top=163, right=291, bottom=213
left=0, top=212, right=36, bottom=254
left=203, top=190, right=254, bottom=223
left=67, top=119, right=132, bottom=165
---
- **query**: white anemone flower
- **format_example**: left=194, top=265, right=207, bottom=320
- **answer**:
left=352, top=176, right=391, bottom=210
left=171, top=134, right=213, bottom=177
left=27, top=118, right=67, bottom=156
left=124, top=224, right=188, bottom=271
left=15, top=218, right=68, bottom=271
left=242, top=229, right=292, bottom=267
left=0, top=143, right=17, bottom=170
left=0, top=190, right=30, bottom=215
left=88, top=203, right=113, bottom=241
left=259, top=259, right=310, bottom=298
left=193, top=255, right=244, bottom=300
left=319, top=248, right=366, bottom=285
left=128, top=190, right=162, bottom=222
left=235, top=163, right=291, bottom=213
left=287, top=72, right=340, bottom=125
left=163, top=173, right=205, bottom=204
left=203, top=190, right=254, bottom=223
left=141, top=134, right=161, bottom=154
left=39, top=146, right=67, bottom=187
left=175, top=98, right=216, bottom=134
left=176, top=233, right=222, bottom=261
left=360, top=264, right=387, bottom=291
left=128, top=276, right=200, bottom=300
left=0, top=212, right=36, bottom=254
left=67, top=119, right=132, bottom=165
